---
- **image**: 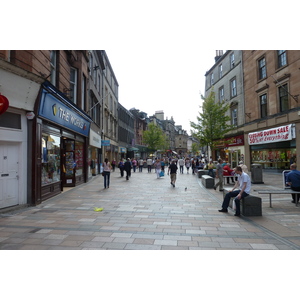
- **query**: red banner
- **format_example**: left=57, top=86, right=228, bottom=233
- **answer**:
left=0, top=95, right=9, bottom=115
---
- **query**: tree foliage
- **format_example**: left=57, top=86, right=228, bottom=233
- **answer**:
left=190, top=89, right=234, bottom=154
left=143, top=123, right=169, bottom=153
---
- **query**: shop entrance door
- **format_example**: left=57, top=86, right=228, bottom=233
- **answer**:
left=0, top=142, right=19, bottom=209
left=63, top=139, right=76, bottom=187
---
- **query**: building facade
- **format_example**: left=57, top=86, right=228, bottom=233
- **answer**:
left=243, top=50, right=300, bottom=171
left=205, top=50, right=245, bottom=166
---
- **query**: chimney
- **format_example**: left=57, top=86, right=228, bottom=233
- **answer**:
left=215, top=50, right=223, bottom=63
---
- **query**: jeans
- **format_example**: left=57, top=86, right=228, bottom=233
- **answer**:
left=208, top=169, right=214, bottom=178
left=180, top=165, right=184, bottom=173
left=222, top=190, right=249, bottom=215
left=103, top=171, right=110, bottom=188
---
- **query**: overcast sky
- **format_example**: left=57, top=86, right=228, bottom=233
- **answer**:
left=107, top=48, right=217, bottom=133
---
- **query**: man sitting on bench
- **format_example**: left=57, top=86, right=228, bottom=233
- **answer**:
left=218, top=166, right=251, bottom=216
left=286, top=163, right=300, bottom=204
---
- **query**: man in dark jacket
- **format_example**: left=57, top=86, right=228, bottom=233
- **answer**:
left=168, top=160, right=178, bottom=187
left=124, top=158, right=132, bottom=180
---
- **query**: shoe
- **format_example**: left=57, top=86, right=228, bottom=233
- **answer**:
left=234, top=213, right=241, bottom=216
left=219, top=189, right=224, bottom=192
left=218, top=209, right=228, bottom=213
left=291, top=200, right=295, bottom=203
left=213, top=186, right=216, bottom=190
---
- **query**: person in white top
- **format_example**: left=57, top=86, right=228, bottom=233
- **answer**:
left=178, top=157, right=185, bottom=174
left=102, top=158, right=111, bottom=189
left=218, top=166, right=251, bottom=216
left=239, top=161, right=249, bottom=174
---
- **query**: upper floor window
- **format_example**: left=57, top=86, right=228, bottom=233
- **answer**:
left=69, top=67, right=77, bottom=103
left=219, top=86, right=224, bottom=102
left=219, top=64, right=223, bottom=78
left=277, top=50, right=287, bottom=68
left=81, top=75, right=86, bottom=111
left=210, top=73, right=214, bottom=85
left=230, top=52, right=235, bottom=68
left=258, top=57, right=266, bottom=80
left=231, top=107, right=237, bottom=126
left=50, top=51, right=57, bottom=86
left=260, top=93, right=267, bottom=118
left=230, top=78, right=237, bottom=97
left=279, top=83, right=289, bottom=112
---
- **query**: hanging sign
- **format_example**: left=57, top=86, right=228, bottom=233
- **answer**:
left=248, top=124, right=295, bottom=145
left=0, top=95, right=9, bottom=115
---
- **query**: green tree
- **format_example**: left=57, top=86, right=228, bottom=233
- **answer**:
left=143, top=123, right=169, bottom=153
left=190, top=89, right=234, bottom=155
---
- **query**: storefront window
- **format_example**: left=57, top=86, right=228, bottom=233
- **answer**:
left=75, top=141, right=84, bottom=176
left=42, top=134, right=61, bottom=185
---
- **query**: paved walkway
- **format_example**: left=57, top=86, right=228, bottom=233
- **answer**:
left=1, top=168, right=300, bottom=250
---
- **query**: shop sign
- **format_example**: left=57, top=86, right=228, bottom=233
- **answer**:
left=248, top=124, right=294, bottom=145
left=38, top=89, right=90, bottom=137
left=119, top=147, right=126, bottom=153
left=89, top=129, right=101, bottom=148
left=101, top=140, right=110, bottom=146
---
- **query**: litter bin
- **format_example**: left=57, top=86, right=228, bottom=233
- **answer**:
left=251, top=164, right=264, bottom=184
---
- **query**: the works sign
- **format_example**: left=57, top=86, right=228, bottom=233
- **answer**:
left=38, top=88, right=90, bottom=136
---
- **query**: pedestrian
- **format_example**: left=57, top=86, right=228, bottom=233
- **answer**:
left=223, top=163, right=235, bottom=184
left=239, top=161, right=249, bottom=174
left=160, top=158, right=165, bottom=172
left=102, top=158, right=111, bottom=189
left=138, top=158, right=144, bottom=172
left=146, top=157, right=153, bottom=173
left=185, top=158, right=190, bottom=174
left=118, top=159, right=125, bottom=177
left=207, top=160, right=215, bottom=178
left=218, top=166, right=251, bottom=216
left=168, top=160, right=178, bottom=187
left=132, top=158, right=137, bottom=172
left=154, top=158, right=161, bottom=179
left=124, top=158, right=132, bottom=180
left=286, top=163, right=300, bottom=203
left=178, top=157, right=185, bottom=174
left=214, top=158, right=224, bottom=191
left=111, top=159, right=116, bottom=172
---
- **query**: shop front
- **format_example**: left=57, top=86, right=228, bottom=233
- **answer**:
left=248, top=124, right=296, bottom=171
left=32, top=82, right=92, bottom=204
left=224, top=135, right=245, bottom=168
left=88, top=128, right=102, bottom=178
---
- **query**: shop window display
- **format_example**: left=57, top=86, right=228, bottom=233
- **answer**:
left=42, top=134, right=61, bottom=185
left=251, top=148, right=296, bottom=170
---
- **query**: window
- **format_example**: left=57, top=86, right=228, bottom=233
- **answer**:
left=277, top=50, right=287, bottom=68
left=260, top=94, right=267, bottom=118
left=90, top=94, right=100, bottom=126
left=210, top=73, right=214, bottom=85
left=69, top=67, right=77, bottom=103
left=230, top=52, right=235, bottom=68
left=50, top=51, right=57, bottom=86
left=230, top=78, right=237, bottom=97
left=279, top=83, right=289, bottom=112
left=231, top=108, right=237, bottom=126
left=219, top=64, right=223, bottom=78
left=258, top=57, right=266, bottom=80
left=219, top=86, right=224, bottom=102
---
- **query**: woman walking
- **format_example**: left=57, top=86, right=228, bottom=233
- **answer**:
left=103, top=158, right=111, bottom=189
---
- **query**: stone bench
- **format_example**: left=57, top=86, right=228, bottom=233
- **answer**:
left=201, top=175, right=215, bottom=189
left=197, top=169, right=208, bottom=178
left=223, top=188, right=262, bottom=216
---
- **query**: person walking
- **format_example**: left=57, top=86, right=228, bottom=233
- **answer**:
left=223, top=163, right=235, bottom=184
left=185, top=158, right=191, bottom=174
left=214, top=158, right=224, bottom=191
left=118, top=159, right=125, bottom=177
left=178, top=157, right=185, bottom=174
left=154, top=158, right=161, bottom=179
left=124, top=158, right=132, bottom=180
left=132, top=158, right=137, bottom=172
left=146, top=157, right=153, bottom=173
left=286, top=163, right=300, bottom=203
left=102, top=158, right=111, bottom=189
left=168, top=160, right=178, bottom=187
left=111, top=159, right=116, bottom=172
left=138, top=158, right=144, bottom=172
left=218, top=166, right=251, bottom=216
